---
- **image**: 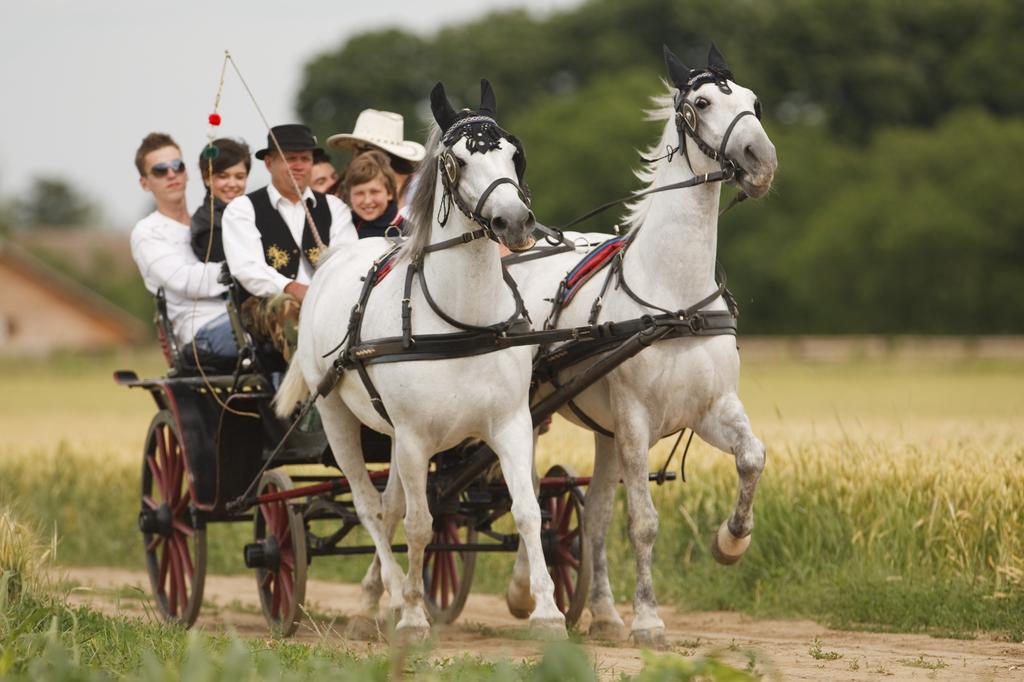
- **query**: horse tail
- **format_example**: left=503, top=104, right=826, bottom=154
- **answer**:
left=274, top=350, right=311, bottom=418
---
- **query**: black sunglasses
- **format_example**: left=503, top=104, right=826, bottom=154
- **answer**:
left=148, top=159, right=186, bottom=178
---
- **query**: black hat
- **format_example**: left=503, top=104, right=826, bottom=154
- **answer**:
left=255, top=124, right=322, bottom=160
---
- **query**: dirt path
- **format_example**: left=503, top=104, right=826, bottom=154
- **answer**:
left=63, top=567, right=1023, bottom=680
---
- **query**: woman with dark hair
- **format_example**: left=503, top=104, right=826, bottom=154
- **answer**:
left=340, top=150, right=403, bottom=239
left=191, top=137, right=252, bottom=262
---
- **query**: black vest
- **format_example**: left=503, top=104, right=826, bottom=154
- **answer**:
left=249, top=186, right=332, bottom=279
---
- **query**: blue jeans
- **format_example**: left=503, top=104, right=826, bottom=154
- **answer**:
left=192, top=312, right=238, bottom=360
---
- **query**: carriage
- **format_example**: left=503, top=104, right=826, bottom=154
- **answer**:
left=113, top=272, right=653, bottom=635
left=117, top=47, right=773, bottom=642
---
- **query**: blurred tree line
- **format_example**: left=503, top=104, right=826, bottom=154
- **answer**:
left=298, top=0, right=1024, bottom=333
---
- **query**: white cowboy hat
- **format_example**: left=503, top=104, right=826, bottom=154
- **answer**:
left=326, top=109, right=426, bottom=163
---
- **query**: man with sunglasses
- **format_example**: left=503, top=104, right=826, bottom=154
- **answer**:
left=222, top=124, right=355, bottom=362
left=130, top=132, right=237, bottom=365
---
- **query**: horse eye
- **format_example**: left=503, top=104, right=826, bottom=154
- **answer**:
left=695, top=97, right=710, bottom=110
left=754, top=100, right=763, bottom=119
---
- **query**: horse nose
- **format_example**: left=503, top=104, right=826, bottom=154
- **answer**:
left=744, top=144, right=759, bottom=166
left=491, top=215, right=508, bottom=232
left=524, top=210, right=536, bottom=231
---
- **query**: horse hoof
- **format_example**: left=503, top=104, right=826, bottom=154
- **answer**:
left=529, top=617, right=568, bottom=641
left=710, top=522, right=751, bottom=566
left=344, top=614, right=381, bottom=641
left=505, top=585, right=534, bottom=620
left=630, top=627, right=668, bottom=650
left=392, top=623, right=431, bottom=646
left=588, top=619, right=627, bottom=642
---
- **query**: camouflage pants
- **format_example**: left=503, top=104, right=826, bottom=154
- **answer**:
left=241, top=293, right=301, bottom=362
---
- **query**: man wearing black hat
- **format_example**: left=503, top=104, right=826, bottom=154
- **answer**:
left=223, top=124, right=355, bottom=360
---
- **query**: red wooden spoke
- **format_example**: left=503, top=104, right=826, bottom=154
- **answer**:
left=271, top=573, right=282, bottom=618
left=158, top=540, right=170, bottom=594
left=446, top=549, right=459, bottom=597
left=159, top=428, right=175, bottom=500
left=261, top=571, right=273, bottom=589
left=167, top=544, right=180, bottom=616
left=169, top=441, right=184, bottom=506
left=559, top=564, right=575, bottom=598
left=280, top=552, right=295, bottom=572
left=259, top=502, right=276, bottom=536
left=562, top=527, right=580, bottom=545
left=557, top=547, right=580, bottom=570
left=440, top=542, right=450, bottom=608
left=279, top=565, right=294, bottom=608
left=146, top=535, right=162, bottom=552
left=143, top=494, right=159, bottom=511
left=546, top=496, right=557, bottom=521
left=176, top=534, right=195, bottom=578
left=278, top=509, right=292, bottom=545
left=173, top=487, right=192, bottom=518
left=558, top=497, right=573, bottom=534
left=147, top=456, right=165, bottom=502
left=171, top=536, right=190, bottom=608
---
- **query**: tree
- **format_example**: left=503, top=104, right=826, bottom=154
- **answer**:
left=13, top=176, right=100, bottom=228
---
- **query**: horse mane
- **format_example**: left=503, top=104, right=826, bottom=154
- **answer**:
left=399, top=123, right=443, bottom=262
left=622, top=80, right=677, bottom=231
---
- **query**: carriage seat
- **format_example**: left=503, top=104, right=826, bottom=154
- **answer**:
left=153, top=288, right=238, bottom=376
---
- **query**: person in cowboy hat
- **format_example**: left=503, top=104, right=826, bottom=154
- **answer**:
left=327, top=109, right=426, bottom=212
left=222, top=123, right=357, bottom=361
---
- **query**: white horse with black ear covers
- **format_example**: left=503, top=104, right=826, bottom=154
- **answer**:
left=505, top=44, right=778, bottom=647
left=275, top=80, right=567, bottom=642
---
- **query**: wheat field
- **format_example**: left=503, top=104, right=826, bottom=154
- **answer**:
left=1, top=346, right=1022, bottom=633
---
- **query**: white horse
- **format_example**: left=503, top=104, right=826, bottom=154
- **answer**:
left=504, top=44, right=778, bottom=647
left=275, top=80, right=567, bottom=642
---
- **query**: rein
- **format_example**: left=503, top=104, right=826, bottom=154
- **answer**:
left=320, top=124, right=535, bottom=425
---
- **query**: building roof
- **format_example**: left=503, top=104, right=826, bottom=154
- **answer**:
left=0, top=239, right=146, bottom=346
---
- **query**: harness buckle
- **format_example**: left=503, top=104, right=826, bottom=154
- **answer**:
left=688, top=315, right=704, bottom=333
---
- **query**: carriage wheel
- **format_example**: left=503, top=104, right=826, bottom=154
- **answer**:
left=423, top=514, right=477, bottom=624
left=140, top=410, right=207, bottom=628
left=541, top=465, right=592, bottom=627
left=252, top=470, right=308, bottom=637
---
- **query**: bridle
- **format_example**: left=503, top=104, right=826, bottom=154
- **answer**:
left=436, top=114, right=530, bottom=242
left=671, top=68, right=762, bottom=183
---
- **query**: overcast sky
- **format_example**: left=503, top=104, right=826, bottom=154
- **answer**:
left=0, top=1, right=582, bottom=229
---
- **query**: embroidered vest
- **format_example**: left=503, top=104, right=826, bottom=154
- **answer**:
left=249, top=186, right=332, bottom=279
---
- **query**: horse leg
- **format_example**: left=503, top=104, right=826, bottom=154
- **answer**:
left=346, top=456, right=406, bottom=641
left=611, top=406, right=666, bottom=649
left=695, top=391, right=766, bottom=565
left=492, top=410, right=567, bottom=638
left=586, top=432, right=627, bottom=641
left=391, top=432, right=433, bottom=643
left=317, top=393, right=406, bottom=626
left=506, top=431, right=540, bottom=620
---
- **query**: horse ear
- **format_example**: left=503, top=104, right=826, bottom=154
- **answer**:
left=663, top=45, right=690, bottom=90
left=708, top=42, right=729, bottom=73
left=479, top=79, right=497, bottom=117
left=430, top=82, right=458, bottom=133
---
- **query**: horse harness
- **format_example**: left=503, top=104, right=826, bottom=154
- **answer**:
left=315, top=83, right=754, bottom=432
left=523, top=70, right=757, bottom=437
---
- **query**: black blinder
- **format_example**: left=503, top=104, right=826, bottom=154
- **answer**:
left=680, top=101, right=698, bottom=133
left=440, top=151, right=460, bottom=187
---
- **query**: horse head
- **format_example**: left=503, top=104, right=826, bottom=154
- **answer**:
left=664, top=44, right=777, bottom=199
left=427, top=80, right=535, bottom=251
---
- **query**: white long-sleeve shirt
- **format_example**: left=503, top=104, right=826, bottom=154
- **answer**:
left=221, top=184, right=356, bottom=297
left=130, top=210, right=227, bottom=344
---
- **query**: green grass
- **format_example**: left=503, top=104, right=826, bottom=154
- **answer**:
left=2, top=350, right=1023, bottom=638
left=0, top=506, right=748, bottom=682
